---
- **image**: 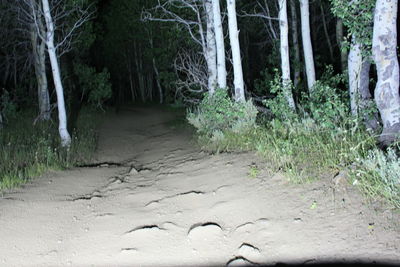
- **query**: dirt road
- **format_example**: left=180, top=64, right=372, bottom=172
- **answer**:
left=0, top=106, right=399, bottom=266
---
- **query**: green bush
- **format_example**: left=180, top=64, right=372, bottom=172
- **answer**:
left=189, top=70, right=399, bottom=209
left=0, top=90, right=17, bottom=123
left=263, top=71, right=297, bottom=122
left=73, top=63, right=112, bottom=109
left=301, top=66, right=349, bottom=129
left=187, top=88, right=258, bottom=137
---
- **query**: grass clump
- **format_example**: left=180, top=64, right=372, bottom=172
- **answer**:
left=0, top=107, right=100, bottom=190
left=351, top=147, right=400, bottom=208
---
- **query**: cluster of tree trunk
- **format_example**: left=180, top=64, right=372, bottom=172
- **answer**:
left=245, top=0, right=400, bottom=145
left=1, top=0, right=400, bottom=146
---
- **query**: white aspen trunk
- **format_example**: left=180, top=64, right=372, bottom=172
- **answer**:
left=226, top=0, right=245, bottom=102
left=212, top=0, right=227, bottom=89
left=348, top=36, right=377, bottom=131
left=348, top=39, right=363, bottom=117
left=41, top=0, right=71, bottom=147
left=279, top=0, right=296, bottom=110
left=205, top=0, right=217, bottom=93
left=336, top=18, right=347, bottom=73
left=289, top=0, right=301, bottom=88
left=373, top=0, right=400, bottom=145
left=299, top=0, right=316, bottom=92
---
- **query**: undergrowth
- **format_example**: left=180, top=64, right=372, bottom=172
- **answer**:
left=188, top=69, right=400, bottom=209
left=0, top=107, right=100, bottom=190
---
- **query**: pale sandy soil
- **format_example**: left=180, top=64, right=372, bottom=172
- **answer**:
left=0, top=106, right=399, bottom=267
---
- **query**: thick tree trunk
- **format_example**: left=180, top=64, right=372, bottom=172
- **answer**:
left=205, top=0, right=218, bottom=93
left=299, top=0, right=316, bottom=92
left=279, top=0, right=296, bottom=110
left=226, top=0, right=245, bottom=102
left=348, top=38, right=378, bottom=130
left=336, top=18, right=347, bottom=73
left=373, top=0, right=400, bottom=145
left=30, top=21, right=50, bottom=121
left=348, top=39, right=363, bottom=117
left=213, top=0, right=227, bottom=89
left=289, top=0, right=301, bottom=88
left=41, top=0, right=71, bottom=147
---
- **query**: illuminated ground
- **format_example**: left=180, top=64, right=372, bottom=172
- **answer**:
left=0, top=107, right=399, bottom=266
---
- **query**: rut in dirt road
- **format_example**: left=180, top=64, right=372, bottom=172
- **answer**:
left=0, top=107, right=399, bottom=267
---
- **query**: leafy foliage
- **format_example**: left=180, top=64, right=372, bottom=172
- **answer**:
left=73, top=63, right=112, bottom=109
left=187, top=88, right=258, bottom=137
left=302, top=66, right=349, bottom=129
left=262, top=70, right=297, bottom=122
left=330, top=0, right=375, bottom=54
left=0, top=90, right=17, bottom=123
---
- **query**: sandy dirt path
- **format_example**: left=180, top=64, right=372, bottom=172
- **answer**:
left=0, top=106, right=399, bottom=267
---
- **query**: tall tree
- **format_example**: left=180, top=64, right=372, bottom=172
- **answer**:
left=335, top=18, right=347, bottom=72
left=206, top=0, right=217, bottom=93
left=41, top=0, right=71, bottom=147
left=212, top=0, right=227, bottom=89
left=278, top=0, right=295, bottom=110
left=373, top=0, right=400, bottom=145
left=331, top=0, right=377, bottom=130
left=299, top=0, right=316, bottom=91
left=348, top=37, right=371, bottom=117
left=144, top=0, right=216, bottom=94
left=28, top=0, right=50, bottom=121
left=227, top=0, right=245, bottom=101
left=289, top=0, right=301, bottom=88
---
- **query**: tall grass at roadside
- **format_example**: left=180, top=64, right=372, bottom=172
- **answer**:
left=351, top=146, right=400, bottom=208
left=188, top=69, right=400, bottom=208
left=0, top=107, right=100, bottom=190
left=197, top=119, right=375, bottom=183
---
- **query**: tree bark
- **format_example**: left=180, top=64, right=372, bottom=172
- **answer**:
left=299, top=0, right=316, bottom=92
left=373, top=0, right=400, bottom=145
left=336, top=18, right=347, bottom=73
left=348, top=38, right=363, bottom=117
left=30, top=16, right=50, bottom=121
left=205, top=0, right=217, bottom=93
left=226, top=0, right=245, bottom=101
left=348, top=37, right=378, bottom=130
left=289, top=0, right=301, bottom=88
left=41, top=0, right=71, bottom=147
left=212, top=0, right=227, bottom=89
left=279, top=0, right=296, bottom=110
